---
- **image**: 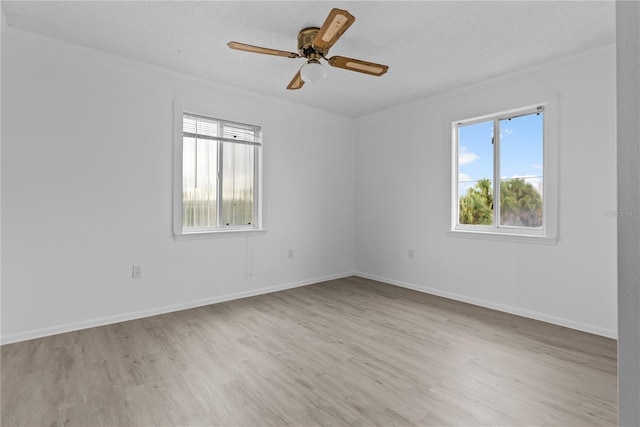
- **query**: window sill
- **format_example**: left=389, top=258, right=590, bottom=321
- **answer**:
left=447, top=229, right=558, bottom=245
left=174, top=228, right=266, bottom=241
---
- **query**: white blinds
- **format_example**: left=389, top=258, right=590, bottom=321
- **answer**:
left=183, top=114, right=261, bottom=146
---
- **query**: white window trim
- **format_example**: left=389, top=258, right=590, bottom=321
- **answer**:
left=450, top=100, right=559, bottom=244
left=172, top=99, right=264, bottom=240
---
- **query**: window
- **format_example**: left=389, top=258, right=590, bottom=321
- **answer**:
left=174, top=112, right=262, bottom=237
left=452, top=104, right=555, bottom=240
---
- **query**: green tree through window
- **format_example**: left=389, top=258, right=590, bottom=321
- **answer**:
left=459, top=178, right=542, bottom=227
left=459, top=178, right=493, bottom=225
left=500, top=178, right=542, bottom=227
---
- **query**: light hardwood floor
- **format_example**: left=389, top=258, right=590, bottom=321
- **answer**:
left=1, top=276, right=617, bottom=426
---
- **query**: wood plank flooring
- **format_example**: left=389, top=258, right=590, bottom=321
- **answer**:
left=1, top=276, right=617, bottom=426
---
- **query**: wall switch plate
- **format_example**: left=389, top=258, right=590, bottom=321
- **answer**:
left=408, top=249, right=415, bottom=259
left=288, top=249, right=294, bottom=258
left=132, top=264, right=143, bottom=278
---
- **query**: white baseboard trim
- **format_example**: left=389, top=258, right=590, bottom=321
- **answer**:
left=355, top=272, right=618, bottom=339
left=1, top=272, right=355, bottom=345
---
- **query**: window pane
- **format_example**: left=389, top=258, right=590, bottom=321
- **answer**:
left=499, top=112, right=543, bottom=227
left=222, top=142, right=255, bottom=226
left=458, top=120, right=494, bottom=225
left=183, top=137, right=217, bottom=228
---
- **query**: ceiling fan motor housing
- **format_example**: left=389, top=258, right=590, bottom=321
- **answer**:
left=298, top=27, right=322, bottom=58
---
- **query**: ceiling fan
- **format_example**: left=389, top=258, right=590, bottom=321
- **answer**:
left=227, top=8, right=389, bottom=90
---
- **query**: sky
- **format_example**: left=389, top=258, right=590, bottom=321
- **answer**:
left=458, top=112, right=543, bottom=197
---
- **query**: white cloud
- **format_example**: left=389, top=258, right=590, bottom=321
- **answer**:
left=458, top=147, right=479, bottom=165
left=459, top=173, right=473, bottom=183
left=458, top=173, right=475, bottom=194
left=531, top=164, right=542, bottom=169
left=499, top=128, right=513, bottom=139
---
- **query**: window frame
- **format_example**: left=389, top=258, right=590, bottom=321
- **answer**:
left=450, top=102, right=558, bottom=243
left=173, top=100, right=264, bottom=239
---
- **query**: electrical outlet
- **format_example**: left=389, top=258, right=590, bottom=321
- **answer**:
left=288, top=249, right=294, bottom=258
left=132, top=264, right=143, bottom=278
left=408, top=249, right=415, bottom=259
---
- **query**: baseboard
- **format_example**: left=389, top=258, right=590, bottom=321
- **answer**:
left=4, top=271, right=616, bottom=344
left=355, top=272, right=618, bottom=339
left=1, top=272, right=355, bottom=345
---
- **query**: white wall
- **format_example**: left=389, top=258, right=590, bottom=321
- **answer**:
left=355, top=45, right=618, bottom=337
left=616, top=1, right=640, bottom=424
left=1, top=30, right=356, bottom=343
left=1, top=26, right=619, bottom=344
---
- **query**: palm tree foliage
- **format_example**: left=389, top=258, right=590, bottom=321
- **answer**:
left=499, top=178, right=542, bottom=227
left=459, top=178, right=542, bottom=227
left=459, top=178, right=493, bottom=225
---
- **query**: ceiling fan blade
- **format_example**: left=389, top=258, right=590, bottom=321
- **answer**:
left=228, top=41, right=301, bottom=59
left=312, top=8, right=355, bottom=53
left=327, top=56, right=389, bottom=76
left=287, top=70, right=305, bottom=90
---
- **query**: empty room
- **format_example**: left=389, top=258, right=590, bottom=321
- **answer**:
left=2, top=1, right=639, bottom=426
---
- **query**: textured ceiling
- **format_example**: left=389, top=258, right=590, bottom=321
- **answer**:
left=1, top=1, right=616, bottom=118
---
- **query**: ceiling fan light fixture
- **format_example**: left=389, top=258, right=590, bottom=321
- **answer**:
left=300, top=59, right=327, bottom=83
